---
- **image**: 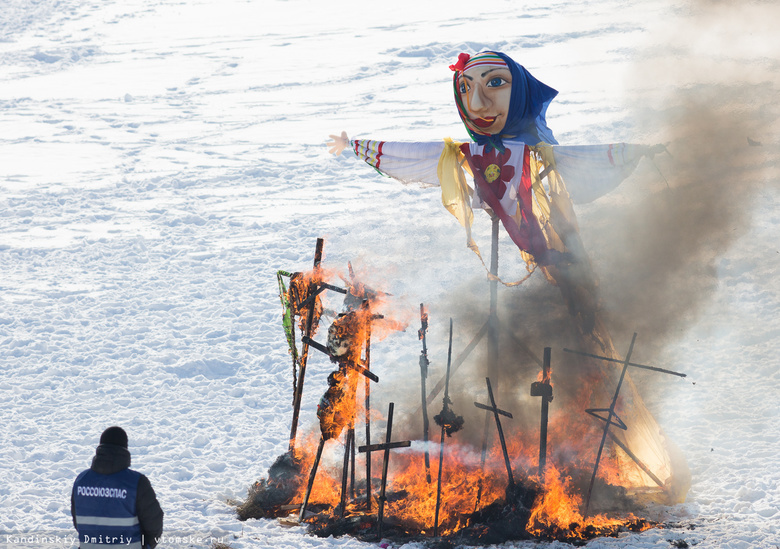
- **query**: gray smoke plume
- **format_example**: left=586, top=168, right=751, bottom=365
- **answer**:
left=428, top=0, right=779, bottom=451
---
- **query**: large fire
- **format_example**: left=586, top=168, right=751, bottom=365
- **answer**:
left=240, top=259, right=678, bottom=544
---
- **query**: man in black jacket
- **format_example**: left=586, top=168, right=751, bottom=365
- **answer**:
left=71, top=426, right=164, bottom=549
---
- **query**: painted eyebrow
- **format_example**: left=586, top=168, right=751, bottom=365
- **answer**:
left=461, top=67, right=509, bottom=81
left=481, top=67, right=509, bottom=77
left=461, top=67, right=509, bottom=82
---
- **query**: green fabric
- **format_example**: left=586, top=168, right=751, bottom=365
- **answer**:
left=277, top=271, right=298, bottom=363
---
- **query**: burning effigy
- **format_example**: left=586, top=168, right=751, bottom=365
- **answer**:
left=236, top=241, right=685, bottom=544
left=237, top=50, right=691, bottom=544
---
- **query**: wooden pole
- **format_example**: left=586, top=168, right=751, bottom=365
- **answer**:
left=377, top=402, right=396, bottom=539
left=539, top=347, right=551, bottom=480
left=487, top=377, right=513, bottom=487
left=289, top=238, right=324, bottom=452
left=433, top=318, right=454, bottom=538
left=419, top=303, right=432, bottom=484
left=364, top=330, right=372, bottom=509
left=561, top=346, right=681, bottom=491
left=298, top=437, right=326, bottom=522
left=481, top=216, right=500, bottom=463
left=423, top=321, right=487, bottom=408
left=339, top=428, right=354, bottom=517
left=584, top=332, right=637, bottom=516
left=358, top=407, right=411, bottom=538
left=350, top=426, right=356, bottom=499
left=473, top=377, right=515, bottom=488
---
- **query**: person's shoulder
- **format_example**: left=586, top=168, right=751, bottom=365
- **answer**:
left=133, top=471, right=154, bottom=488
left=74, top=468, right=92, bottom=482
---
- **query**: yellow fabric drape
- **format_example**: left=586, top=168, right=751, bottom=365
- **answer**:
left=437, top=138, right=477, bottom=253
left=437, top=139, right=536, bottom=286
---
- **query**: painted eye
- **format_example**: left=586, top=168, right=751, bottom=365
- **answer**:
left=459, top=81, right=469, bottom=94
left=487, top=77, right=508, bottom=88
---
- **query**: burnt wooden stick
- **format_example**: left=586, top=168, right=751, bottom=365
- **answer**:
left=563, top=347, right=687, bottom=377
left=434, top=420, right=447, bottom=538
left=480, top=217, right=501, bottom=467
left=419, top=303, right=432, bottom=484
left=424, top=320, right=488, bottom=407
left=293, top=282, right=346, bottom=313
left=473, top=402, right=513, bottom=418
left=364, top=324, right=372, bottom=510
left=507, top=330, right=544, bottom=368
left=584, top=332, right=637, bottom=517
left=359, top=440, right=411, bottom=453
left=357, top=410, right=411, bottom=536
left=339, top=428, right=354, bottom=517
left=298, top=436, right=326, bottom=522
left=480, top=377, right=514, bottom=488
left=350, top=428, right=356, bottom=499
left=608, top=431, right=665, bottom=489
left=377, top=402, right=396, bottom=539
left=289, top=238, right=324, bottom=452
left=301, top=336, right=380, bottom=383
left=539, top=347, right=552, bottom=481
left=433, top=318, right=454, bottom=538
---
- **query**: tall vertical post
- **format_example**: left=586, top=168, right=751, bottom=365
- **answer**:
left=481, top=216, right=500, bottom=463
left=339, top=428, right=353, bottom=517
left=289, top=238, right=324, bottom=452
left=364, top=322, right=372, bottom=509
left=419, top=304, right=432, bottom=484
left=539, top=347, right=551, bottom=480
left=434, top=319, right=454, bottom=538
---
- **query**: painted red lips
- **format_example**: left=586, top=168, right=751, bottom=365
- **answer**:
left=473, top=116, right=497, bottom=129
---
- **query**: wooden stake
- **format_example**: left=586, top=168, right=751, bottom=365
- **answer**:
left=364, top=320, right=372, bottom=509
left=339, top=428, right=354, bottom=517
left=481, top=216, right=500, bottom=462
left=474, top=377, right=515, bottom=488
left=433, top=318, right=454, bottom=538
left=377, top=403, right=394, bottom=539
left=539, top=347, right=551, bottom=481
left=289, top=238, right=324, bottom=452
left=298, top=437, right=326, bottom=522
left=419, top=303, right=432, bottom=484
left=584, top=332, right=637, bottom=516
left=358, top=403, right=411, bottom=539
left=530, top=347, right=553, bottom=481
left=423, top=321, right=487, bottom=408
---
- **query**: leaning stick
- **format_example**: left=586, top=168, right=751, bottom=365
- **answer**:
left=339, top=428, right=354, bottom=518
left=584, top=332, right=637, bottom=516
left=364, top=319, right=372, bottom=509
left=289, top=238, right=324, bottom=451
left=433, top=318, right=454, bottom=538
left=377, top=402, right=396, bottom=539
left=419, top=303, right=432, bottom=483
left=298, top=437, right=326, bottom=522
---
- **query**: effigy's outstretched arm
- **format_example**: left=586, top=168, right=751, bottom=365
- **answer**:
left=327, top=131, right=448, bottom=187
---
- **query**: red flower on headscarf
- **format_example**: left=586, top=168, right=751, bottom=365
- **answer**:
left=449, top=53, right=470, bottom=72
left=469, top=147, right=515, bottom=200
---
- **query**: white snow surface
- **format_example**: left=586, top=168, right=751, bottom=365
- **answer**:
left=1, top=0, right=778, bottom=548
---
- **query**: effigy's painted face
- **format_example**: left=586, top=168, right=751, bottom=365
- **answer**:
left=458, top=62, right=513, bottom=135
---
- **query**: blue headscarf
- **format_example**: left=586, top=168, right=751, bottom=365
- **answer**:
left=451, top=51, right=558, bottom=151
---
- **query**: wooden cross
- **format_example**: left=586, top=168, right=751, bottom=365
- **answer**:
left=358, top=402, right=410, bottom=539
left=474, top=377, right=515, bottom=488
left=564, top=333, right=686, bottom=516
left=530, top=347, right=553, bottom=481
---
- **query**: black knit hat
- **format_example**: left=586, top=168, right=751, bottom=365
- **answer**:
left=99, top=426, right=128, bottom=448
